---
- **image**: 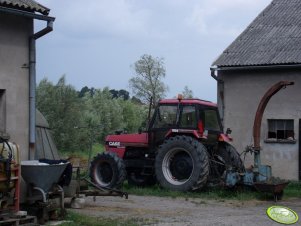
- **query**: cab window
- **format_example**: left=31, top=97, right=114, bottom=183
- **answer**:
left=180, top=105, right=197, bottom=128
left=203, top=109, right=221, bottom=131
left=153, top=105, right=177, bottom=128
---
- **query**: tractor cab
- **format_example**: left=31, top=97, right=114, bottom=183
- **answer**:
left=148, top=97, right=224, bottom=148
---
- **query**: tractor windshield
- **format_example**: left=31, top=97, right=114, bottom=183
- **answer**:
left=153, top=105, right=178, bottom=128
left=179, top=105, right=197, bottom=128
left=152, top=104, right=198, bottom=129
left=151, top=103, right=222, bottom=132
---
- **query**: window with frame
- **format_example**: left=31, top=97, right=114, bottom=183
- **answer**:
left=267, top=119, right=294, bottom=141
left=203, top=109, right=221, bottom=131
left=179, top=105, right=196, bottom=128
left=153, top=105, right=177, bottom=128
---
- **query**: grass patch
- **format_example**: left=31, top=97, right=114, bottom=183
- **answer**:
left=56, top=211, right=153, bottom=226
left=122, top=183, right=260, bottom=201
left=122, top=181, right=301, bottom=201
left=284, top=181, right=301, bottom=198
left=58, top=143, right=104, bottom=178
left=59, top=143, right=104, bottom=160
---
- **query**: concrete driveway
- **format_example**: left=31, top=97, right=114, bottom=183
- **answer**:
left=71, top=195, right=301, bottom=225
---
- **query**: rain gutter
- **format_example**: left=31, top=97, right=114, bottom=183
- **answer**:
left=0, top=6, right=55, bottom=160
left=0, top=6, right=55, bottom=21
left=210, top=64, right=301, bottom=73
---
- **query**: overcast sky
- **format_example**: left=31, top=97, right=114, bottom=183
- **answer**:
left=35, top=0, right=271, bottom=101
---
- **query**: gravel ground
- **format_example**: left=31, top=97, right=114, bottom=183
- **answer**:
left=71, top=195, right=301, bottom=226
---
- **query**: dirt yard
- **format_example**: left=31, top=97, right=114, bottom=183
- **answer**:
left=71, top=195, right=301, bottom=225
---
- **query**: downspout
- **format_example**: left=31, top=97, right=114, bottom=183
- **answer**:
left=210, top=66, right=225, bottom=124
left=210, top=67, right=219, bottom=81
left=29, top=20, right=54, bottom=160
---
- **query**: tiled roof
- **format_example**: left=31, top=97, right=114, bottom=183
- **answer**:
left=0, top=0, right=49, bottom=15
left=213, top=0, right=301, bottom=67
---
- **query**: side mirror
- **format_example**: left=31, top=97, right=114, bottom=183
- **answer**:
left=226, top=128, right=232, bottom=135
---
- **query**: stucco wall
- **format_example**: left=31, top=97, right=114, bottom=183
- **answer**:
left=218, top=68, right=301, bottom=180
left=0, top=13, right=33, bottom=161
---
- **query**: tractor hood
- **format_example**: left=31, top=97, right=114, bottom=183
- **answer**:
left=105, top=132, right=149, bottom=148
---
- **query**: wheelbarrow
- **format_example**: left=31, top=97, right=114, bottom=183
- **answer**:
left=254, top=181, right=289, bottom=202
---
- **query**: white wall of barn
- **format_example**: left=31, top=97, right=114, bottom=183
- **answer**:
left=217, top=69, right=301, bottom=180
left=0, top=13, right=32, bottom=161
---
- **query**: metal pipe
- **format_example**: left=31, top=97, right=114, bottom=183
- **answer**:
left=55, top=184, right=65, bottom=211
left=29, top=20, right=54, bottom=159
left=33, top=20, right=53, bottom=39
left=33, top=186, right=47, bottom=202
left=210, top=67, right=223, bottom=82
left=210, top=69, right=218, bottom=81
left=210, top=67, right=225, bottom=122
left=29, top=38, right=36, bottom=159
left=253, top=81, right=294, bottom=151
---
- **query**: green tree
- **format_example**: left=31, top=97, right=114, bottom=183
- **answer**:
left=78, top=86, right=95, bottom=98
left=182, top=86, right=194, bottom=98
left=118, top=99, right=148, bottom=133
left=129, top=54, right=168, bottom=108
left=36, top=76, right=89, bottom=151
left=37, top=77, right=149, bottom=153
left=109, top=89, right=130, bottom=100
left=83, top=88, right=124, bottom=142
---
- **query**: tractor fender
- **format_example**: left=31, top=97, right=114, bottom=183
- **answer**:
left=105, top=133, right=148, bottom=158
left=218, top=134, right=233, bottom=143
left=165, top=129, right=207, bottom=140
left=105, top=143, right=126, bottom=158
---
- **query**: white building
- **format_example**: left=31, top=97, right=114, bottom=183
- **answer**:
left=211, top=0, right=301, bottom=180
left=0, top=0, right=54, bottom=160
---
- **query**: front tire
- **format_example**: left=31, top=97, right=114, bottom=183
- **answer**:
left=89, top=152, right=126, bottom=188
left=155, top=136, right=209, bottom=191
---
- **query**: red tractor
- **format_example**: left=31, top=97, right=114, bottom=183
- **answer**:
left=89, top=96, right=244, bottom=191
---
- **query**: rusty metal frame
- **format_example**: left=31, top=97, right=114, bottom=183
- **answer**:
left=253, top=81, right=294, bottom=151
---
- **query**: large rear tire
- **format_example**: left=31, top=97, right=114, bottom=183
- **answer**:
left=155, top=135, right=209, bottom=191
left=218, top=143, right=245, bottom=173
left=89, top=152, right=126, bottom=188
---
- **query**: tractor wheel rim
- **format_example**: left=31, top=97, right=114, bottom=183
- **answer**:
left=162, top=147, right=194, bottom=185
left=95, top=162, right=113, bottom=187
